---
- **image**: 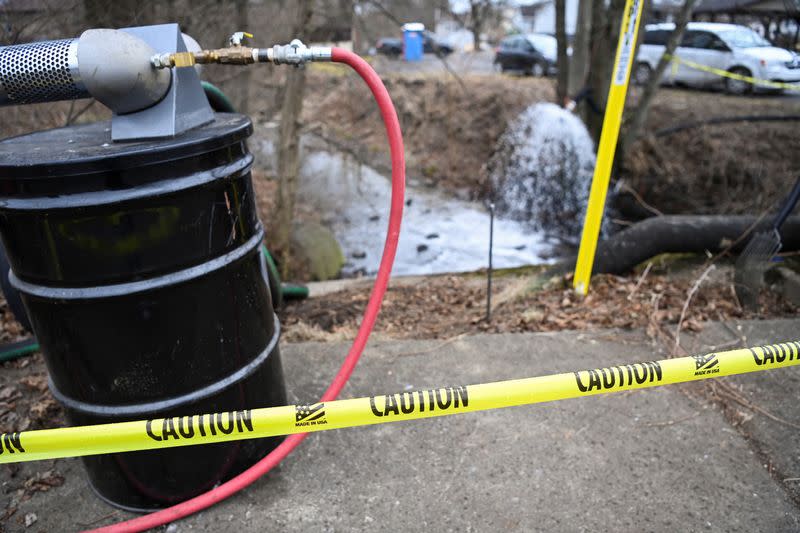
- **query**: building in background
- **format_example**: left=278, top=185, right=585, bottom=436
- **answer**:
left=516, top=0, right=578, bottom=36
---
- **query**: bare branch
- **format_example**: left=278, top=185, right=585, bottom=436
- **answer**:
left=620, top=0, right=698, bottom=156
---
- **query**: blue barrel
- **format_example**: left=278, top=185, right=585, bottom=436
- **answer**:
left=402, top=23, right=424, bottom=61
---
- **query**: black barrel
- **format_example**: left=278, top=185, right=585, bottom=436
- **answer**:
left=0, top=114, right=286, bottom=511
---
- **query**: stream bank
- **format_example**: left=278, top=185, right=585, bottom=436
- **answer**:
left=254, top=125, right=557, bottom=278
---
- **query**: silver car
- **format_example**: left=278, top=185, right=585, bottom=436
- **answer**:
left=635, top=22, right=800, bottom=94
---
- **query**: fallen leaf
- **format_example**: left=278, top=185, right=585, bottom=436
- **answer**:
left=19, top=375, right=48, bottom=393
left=22, top=470, right=64, bottom=500
left=0, top=386, right=20, bottom=402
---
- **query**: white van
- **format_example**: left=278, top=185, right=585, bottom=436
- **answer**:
left=635, top=22, right=800, bottom=94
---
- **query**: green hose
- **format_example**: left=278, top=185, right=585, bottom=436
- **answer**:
left=0, top=337, right=39, bottom=363
left=281, top=283, right=310, bottom=300
left=260, top=245, right=310, bottom=303
left=201, top=81, right=237, bottom=113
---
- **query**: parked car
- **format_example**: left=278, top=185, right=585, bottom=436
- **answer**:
left=376, top=37, right=402, bottom=58
left=423, top=32, right=454, bottom=56
left=635, top=22, right=800, bottom=94
left=493, top=34, right=559, bottom=76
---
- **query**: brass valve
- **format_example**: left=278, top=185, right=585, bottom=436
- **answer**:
left=152, top=31, right=257, bottom=68
left=151, top=34, right=332, bottom=69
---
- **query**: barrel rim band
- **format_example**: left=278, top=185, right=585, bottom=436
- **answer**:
left=47, top=314, right=280, bottom=417
left=86, top=481, right=163, bottom=514
left=9, top=227, right=264, bottom=300
left=0, top=153, right=253, bottom=210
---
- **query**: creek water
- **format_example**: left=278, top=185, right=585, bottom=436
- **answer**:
left=256, top=128, right=555, bottom=277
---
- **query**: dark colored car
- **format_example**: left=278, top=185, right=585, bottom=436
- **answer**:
left=494, top=34, right=558, bottom=76
left=376, top=38, right=402, bottom=57
left=423, top=32, right=454, bottom=56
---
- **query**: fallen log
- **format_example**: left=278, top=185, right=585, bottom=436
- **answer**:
left=558, top=215, right=800, bottom=276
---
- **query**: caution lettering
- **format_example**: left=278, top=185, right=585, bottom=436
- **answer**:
left=146, top=410, right=253, bottom=442
left=369, top=386, right=469, bottom=417
left=574, top=361, right=662, bottom=392
left=750, top=342, right=800, bottom=367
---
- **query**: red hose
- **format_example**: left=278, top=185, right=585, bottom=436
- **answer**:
left=91, top=48, right=405, bottom=533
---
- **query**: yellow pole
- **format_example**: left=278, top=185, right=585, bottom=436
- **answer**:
left=573, top=0, right=643, bottom=295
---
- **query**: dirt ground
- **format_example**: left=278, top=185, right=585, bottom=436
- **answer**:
left=279, top=257, right=798, bottom=343
left=624, top=87, right=800, bottom=216
left=303, top=69, right=800, bottom=216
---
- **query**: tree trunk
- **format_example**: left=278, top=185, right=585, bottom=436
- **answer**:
left=584, top=0, right=625, bottom=144
left=234, top=0, right=251, bottom=114
left=545, top=215, right=800, bottom=277
left=590, top=215, right=800, bottom=275
left=618, top=0, right=697, bottom=163
left=555, top=0, right=569, bottom=105
left=470, top=20, right=482, bottom=51
left=470, top=1, right=484, bottom=51
left=567, top=0, right=592, bottom=97
left=272, top=0, right=313, bottom=278
left=471, top=25, right=482, bottom=51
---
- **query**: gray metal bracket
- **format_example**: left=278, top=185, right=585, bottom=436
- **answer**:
left=112, top=23, right=214, bottom=142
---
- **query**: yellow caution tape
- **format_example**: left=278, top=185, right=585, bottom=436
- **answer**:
left=573, top=0, right=643, bottom=296
left=665, top=54, right=800, bottom=92
left=0, top=340, right=797, bottom=464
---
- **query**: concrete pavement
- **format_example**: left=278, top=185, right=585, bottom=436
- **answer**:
left=8, top=318, right=800, bottom=532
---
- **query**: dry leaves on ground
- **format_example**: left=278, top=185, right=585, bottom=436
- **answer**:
left=281, top=270, right=796, bottom=342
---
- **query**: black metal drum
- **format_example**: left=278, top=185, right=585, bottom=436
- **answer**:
left=0, top=114, right=286, bottom=511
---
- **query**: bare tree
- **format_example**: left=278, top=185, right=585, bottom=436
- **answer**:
left=554, top=0, right=569, bottom=105
left=619, top=0, right=698, bottom=160
left=583, top=0, right=626, bottom=143
left=234, top=0, right=251, bottom=114
left=567, top=0, right=592, bottom=98
left=272, top=0, right=314, bottom=277
left=451, top=0, right=507, bottom=52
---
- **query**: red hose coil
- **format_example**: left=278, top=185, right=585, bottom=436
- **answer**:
left=91, top=48, right=405, bottom=532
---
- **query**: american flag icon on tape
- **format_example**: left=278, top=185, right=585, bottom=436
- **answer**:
left=295, top=403, right=325, bottom=423
left=694, top=354, right=719, bottom=371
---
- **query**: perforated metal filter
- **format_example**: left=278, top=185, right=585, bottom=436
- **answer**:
left=0, top=39, right=89, bottom=104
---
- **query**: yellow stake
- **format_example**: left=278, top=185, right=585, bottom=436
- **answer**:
left=573, top=0, right=643, bottom=295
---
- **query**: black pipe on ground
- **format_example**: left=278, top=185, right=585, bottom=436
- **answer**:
left=550, top=215, right=800, bottom=276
